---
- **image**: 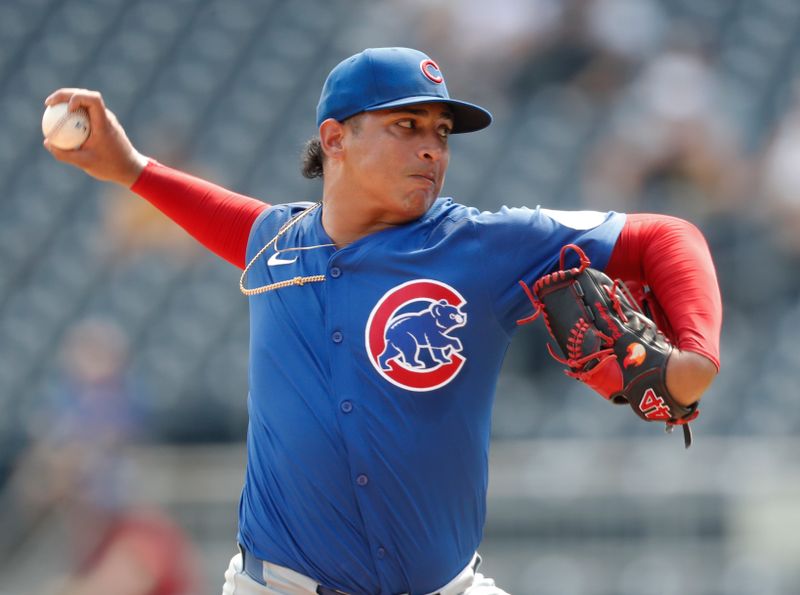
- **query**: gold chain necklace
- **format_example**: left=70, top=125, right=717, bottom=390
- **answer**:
left=239, top=202, right=334, bottom=296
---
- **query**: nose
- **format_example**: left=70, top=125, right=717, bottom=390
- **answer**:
left=418, top=146, right=444, bottom=163
left=417, top=135, right=445, bottom=162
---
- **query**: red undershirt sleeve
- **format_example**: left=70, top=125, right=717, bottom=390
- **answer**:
left=604, top=213, right=722, bottom=370
left=130, top=159, right=269, bottom=269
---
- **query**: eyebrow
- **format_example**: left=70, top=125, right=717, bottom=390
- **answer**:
left=392, top=107, right=455, bottom=124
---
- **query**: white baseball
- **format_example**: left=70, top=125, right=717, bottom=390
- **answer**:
left=42, top=102, right=90, bottom=150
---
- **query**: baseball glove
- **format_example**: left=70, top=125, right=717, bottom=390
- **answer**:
left=517, top=244, right=699, bottom=447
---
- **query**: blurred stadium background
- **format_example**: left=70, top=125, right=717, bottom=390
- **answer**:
left=1, top=0, right=799, bottom=593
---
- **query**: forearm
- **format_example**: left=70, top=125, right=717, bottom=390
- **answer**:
left=131, top=160, right=269, bottom=268
left=606, top=213, right=723, bottom=403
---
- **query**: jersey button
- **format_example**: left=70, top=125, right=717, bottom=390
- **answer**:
left=356, top=474, right=369, bottom=486
left=330, top=266, right=342, bottom=278
left=377, top=547, right=386, bottom=559
left=332, top=331, right=343, bottom=343
left=340, top=400, right=353, bottom=413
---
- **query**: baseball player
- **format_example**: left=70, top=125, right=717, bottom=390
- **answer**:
left=44, top=47, right=722, bottom=595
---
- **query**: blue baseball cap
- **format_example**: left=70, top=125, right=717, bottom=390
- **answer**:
left=316, top=47, right=492, bottom=134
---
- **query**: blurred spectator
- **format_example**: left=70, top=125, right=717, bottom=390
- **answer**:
left=508, top=0, right=607, bottom=103
left=586, top=0, right=666, bottom=64
left=100, top=125, right=205, bottom=264
left=19, top=317, right=143, bottom=513
left=506, top=0, right=667, bottom=106
left=49, top=507, right=200, bottom=595
left=759, top=90, right=800, bottom=259
left=398, top=0, right=562, bottom=108
left=8, top=318, right=200, bottom=595
left=743, top=86, right=800, bottom=306
left=583, top=45, right=751, bottom=221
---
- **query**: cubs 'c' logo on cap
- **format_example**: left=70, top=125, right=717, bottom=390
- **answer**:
left=420, top=59, right=444, bottom=84
left=365, top=280, right=467, bottom=391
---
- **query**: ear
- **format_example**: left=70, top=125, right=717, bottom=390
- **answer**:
left=319, top=118, right=345, bottom=160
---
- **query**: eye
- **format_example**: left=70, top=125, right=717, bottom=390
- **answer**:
left=397, top=119, right=415, bottom=129
left=438, top=125, right=453, bottom=139
left=449, top=313, right=456, bottom=319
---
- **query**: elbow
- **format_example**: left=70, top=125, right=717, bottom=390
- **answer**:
left=666, top=349, right=718, bottom=407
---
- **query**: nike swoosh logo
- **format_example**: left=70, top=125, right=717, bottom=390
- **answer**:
left=267, top=252, right=298, bottom=266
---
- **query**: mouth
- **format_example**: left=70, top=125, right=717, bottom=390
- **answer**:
left=411, top=172, right=437, bottom=186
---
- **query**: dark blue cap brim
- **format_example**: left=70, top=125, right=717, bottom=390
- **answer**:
left=362, top=96, right=492, bottom=134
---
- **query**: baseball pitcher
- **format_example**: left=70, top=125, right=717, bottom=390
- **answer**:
left=44, top=47, right=722, bottom=595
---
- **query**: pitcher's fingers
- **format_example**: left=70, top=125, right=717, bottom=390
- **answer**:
left=44, top=88, right=88, bottom=106
left=45, top=89, right=109, bottom=130
left=66, top=91, right=108, bottom=128
left=43, top=138, right=92, bottom=166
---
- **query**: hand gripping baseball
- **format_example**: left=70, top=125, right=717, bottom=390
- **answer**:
left=517, top=244, right=699, bottom=448
left=43, top=88, right=148, bottom=187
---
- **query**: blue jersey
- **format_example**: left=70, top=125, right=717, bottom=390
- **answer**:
left=238, top=198, right=625, bottom=594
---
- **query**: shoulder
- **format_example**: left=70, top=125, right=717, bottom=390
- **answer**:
left=248, top=201, right=316, bottom=245
left=246, top=201, right=317, bottom=260
left=429, top=200, right=625, bottom=230
left=255, top=201, right=317, bottom=227
left=471, top=205, right=625, bottom=229
left=420, top=199, right=626, bottom=243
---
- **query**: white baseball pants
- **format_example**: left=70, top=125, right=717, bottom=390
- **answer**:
left=221, top=552, right=510, bottom=595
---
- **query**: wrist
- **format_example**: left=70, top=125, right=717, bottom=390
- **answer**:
left=122, top=151, right=149, bottom=188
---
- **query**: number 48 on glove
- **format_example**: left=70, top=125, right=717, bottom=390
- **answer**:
left=517, top=244, right=699, bottom=448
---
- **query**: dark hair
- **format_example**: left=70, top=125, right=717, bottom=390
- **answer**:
left=301, top=137, right=324, bottom=179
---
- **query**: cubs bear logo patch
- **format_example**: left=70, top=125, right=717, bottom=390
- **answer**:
left=365, top=279, right=467, bottom=391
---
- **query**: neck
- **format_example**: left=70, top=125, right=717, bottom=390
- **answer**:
left=320, top=187, right=400, bottom=247
left=321, top=202, right=390, bottom=247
